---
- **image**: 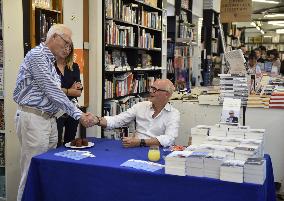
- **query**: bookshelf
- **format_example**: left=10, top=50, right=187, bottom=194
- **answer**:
left=201, top=9, right=220, bottom=86
left=102, top=0, right=164, bottom=137
left=166, top=0, right=195, bottom=91
left=23, top=0, right=62, bottom=54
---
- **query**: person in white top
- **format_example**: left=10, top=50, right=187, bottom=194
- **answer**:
left=97, top=79, right=180, bottom=147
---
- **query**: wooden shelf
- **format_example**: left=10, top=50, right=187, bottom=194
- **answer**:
left=105, top=44, right=161, bottom=51
left=105, top=92, right=149, bottom=101
left=134, top=0, right=163, bottom=12
left=34, top=6, right=62, bottom=13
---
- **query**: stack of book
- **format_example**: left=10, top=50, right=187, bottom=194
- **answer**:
left=245, top=129, right=265, bottom=140
left=209, top=126, right=228, bottom=137
left=244, top=158, right=266, bottom=184
left=165, top=151, right=192, bottom=176
left=269, top=88, right=284, bottom=109
left=198, top=94, right=220, bottom=105
left=187, top=152, right=209, bottom=177
left=204, top=154, right=225, bottom=179
left=213, top=145, right=235, bottom=159
left=220, top=159, right=245, bottom=183
left=241, top=139, right=264, bottom=158
left=191, top=125, right=210, bottom=145
left=221, top=137, right=242, bottom=147
left=205, top=136, right=224, bottom=145
left=219, top=74, right=248, bottom=105
left=247, top=95, right=270, bottom=108
left=234, top=144, right=258, bottom=160
left=227, top=127, right=245, bottom=139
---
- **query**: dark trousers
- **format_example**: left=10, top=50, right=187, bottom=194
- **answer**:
left=56, top=115, right=79, bottom=147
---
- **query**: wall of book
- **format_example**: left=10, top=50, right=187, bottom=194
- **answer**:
left=103, top=0, right=164, bottom=138
left=166, top=0, right=195, bottom=91
left=0, top=0, right=4, bottom=198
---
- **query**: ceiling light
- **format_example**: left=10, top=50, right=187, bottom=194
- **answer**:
left=256, top=26, right=261, bottom=30
left=264, top=14, right=284, bottom=18
left=260, top=30, right=265, bottom=34
left=267, top=21, right=284, bottom=26
left=276, top=29, right=284, bottom=34
left=251, top=22, right=257, bottom=27
left=263, top=35, right=272, bottom=37
left=252, top=0, right=280, bottom=4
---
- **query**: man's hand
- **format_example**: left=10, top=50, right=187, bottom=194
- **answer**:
left=79, top=112, right=98, bottom=127
left=122, top=135, right=140, bottom=148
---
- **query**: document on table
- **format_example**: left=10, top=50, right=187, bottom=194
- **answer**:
left=121, top=159, right=164, bottom=172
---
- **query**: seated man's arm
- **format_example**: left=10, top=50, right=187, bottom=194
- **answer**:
left=122, top=135, right=160, bottom=148
left=155, top=109, right=181, bottom=147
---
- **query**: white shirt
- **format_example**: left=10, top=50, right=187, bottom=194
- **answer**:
left=105, top=101, right=180, bottom=147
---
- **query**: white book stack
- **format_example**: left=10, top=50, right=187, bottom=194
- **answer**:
left=205, top=136, right=225, bottom=145
left=221, top=137, right=242, bottom=147
left=191, top=126, right=210, bottom=145
left=227, top=127, right=245, bottom=139
left=204, top=154, right=225, bottom=179
left=220, top=160, right=245, bottom=183
left=244, top=158, right=266, bottom=185
left=209, top=126, right=228, bottom=137
left=165, top=151, right=192, bottom=176
left=195, top=144, right=216, bottom=154
left=234, top=144, right=258, bottom=160
left=185, top=145, right=199, bottom=151
left=241, top=139, right=264, bottom=157
left=214, top=145, right=235, bottom=159
left=245, top=129, right=265, bottom=140
left=187, top=152, right=209, bottom=177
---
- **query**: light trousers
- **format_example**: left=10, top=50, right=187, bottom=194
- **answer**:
left=15, top=109, right=58, bottom=201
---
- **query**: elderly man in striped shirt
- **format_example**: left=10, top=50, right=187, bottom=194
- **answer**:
left=13, top=24, right=99, bottom=201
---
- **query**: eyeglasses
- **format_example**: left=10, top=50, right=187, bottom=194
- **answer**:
left=150, top=86, right=169, bottom=93
left=56, top=34, right=72, bottom=52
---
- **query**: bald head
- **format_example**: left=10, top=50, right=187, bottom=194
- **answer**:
left=154, top=79, right=175, bottom=95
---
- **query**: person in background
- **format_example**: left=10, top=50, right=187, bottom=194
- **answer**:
left=55, top=43, right=83, bottom=147
left=97, top=79, right=180, bottom=148
left=254, top=48, right=265, bottom=63
left=13, top=24, right=98, bottom=201
left=259, top=45, right=267, bottom=61
left=247, top=52, right=261, bottom=76
left=226, top=110, right=238, bottom=123
left=267, top=49, right=281, bottom=75
left=239, top=44, right=248, bottom=62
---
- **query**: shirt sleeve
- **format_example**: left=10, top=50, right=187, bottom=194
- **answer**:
left=29, top=54, right=82, bottom=120
left=104, top=103, right=138, bottom=129
left=155, top=109, right=180, bottom=147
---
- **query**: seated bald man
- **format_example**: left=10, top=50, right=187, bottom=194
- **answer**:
left=97, top=79, right=180, bottom=148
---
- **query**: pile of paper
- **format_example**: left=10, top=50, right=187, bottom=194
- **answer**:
left=227, top=127, right=245, bottom=139
left=234, top=144, right=258, bottom=160
left=165, top=151, right=192, bottom=176
left=220, top=159, right=245, bottom=183
left=245, top=129, right=265, bottom=140
left=244, top=158, right=266, bottom=184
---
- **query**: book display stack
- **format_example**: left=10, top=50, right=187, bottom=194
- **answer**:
left=219, top=74, right=249, bottom=105
left=244, top=158, right=266, bottom=185
left=165, top=150, right=192, bottom=176
left=103, top=0, right=164, bottom=137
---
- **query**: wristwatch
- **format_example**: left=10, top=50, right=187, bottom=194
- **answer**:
left=140, top=139, right=146, bottom=147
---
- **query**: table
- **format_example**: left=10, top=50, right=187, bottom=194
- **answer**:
left=22, top=138, right=276, bottom=201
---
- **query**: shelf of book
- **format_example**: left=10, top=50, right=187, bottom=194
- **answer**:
left=23, top=0, right=62, bottom=54
left=166, top=0, right=194, bottom=91
left=103, top=0, right=164, bottom=137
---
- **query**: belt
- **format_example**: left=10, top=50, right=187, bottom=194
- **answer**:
left=18, top=105, right=55, bottom=119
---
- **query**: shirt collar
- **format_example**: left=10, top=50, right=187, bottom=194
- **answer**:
left=150, top=102, right=172, bottom=112
left=40, top=43, right=56, bottom=63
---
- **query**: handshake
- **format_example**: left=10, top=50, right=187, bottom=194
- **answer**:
left=79, top=112, right=99, bottom=128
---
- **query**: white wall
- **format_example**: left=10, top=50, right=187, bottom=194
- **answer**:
left=3, top=0, right=22, bottom=200
left=87, top=0, right=103, bottom=137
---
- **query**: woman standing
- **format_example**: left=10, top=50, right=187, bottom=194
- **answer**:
left=55, top=43, right=83, bottom=147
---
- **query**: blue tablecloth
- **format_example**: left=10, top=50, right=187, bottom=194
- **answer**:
left=22, top=138, right=276, bottom=201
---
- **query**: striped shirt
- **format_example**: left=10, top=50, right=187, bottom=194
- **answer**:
left=13, top=43, right=82, bottom=120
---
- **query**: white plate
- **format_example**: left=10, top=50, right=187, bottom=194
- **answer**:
left=65, top=142, right=94, bottom=149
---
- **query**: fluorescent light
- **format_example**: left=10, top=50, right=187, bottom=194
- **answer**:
left=260, top=30, right=265, bottom=34
left=264, top=14, right=284, bottom=18
left=252, top=0, right=280, bottom=4
left=263, top=35, right=272, bottom=37
left=256, top=26, right=261, bottom=30
left=276, top=29, right=284, bottom=34
left=267, top=21, right=284, bottom=26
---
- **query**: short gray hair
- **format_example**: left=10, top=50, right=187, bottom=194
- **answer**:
left=46, top=24, right=72, bottom=41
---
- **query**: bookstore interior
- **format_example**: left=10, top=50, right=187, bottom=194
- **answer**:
left=1, top=0, right=284, bottom=200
